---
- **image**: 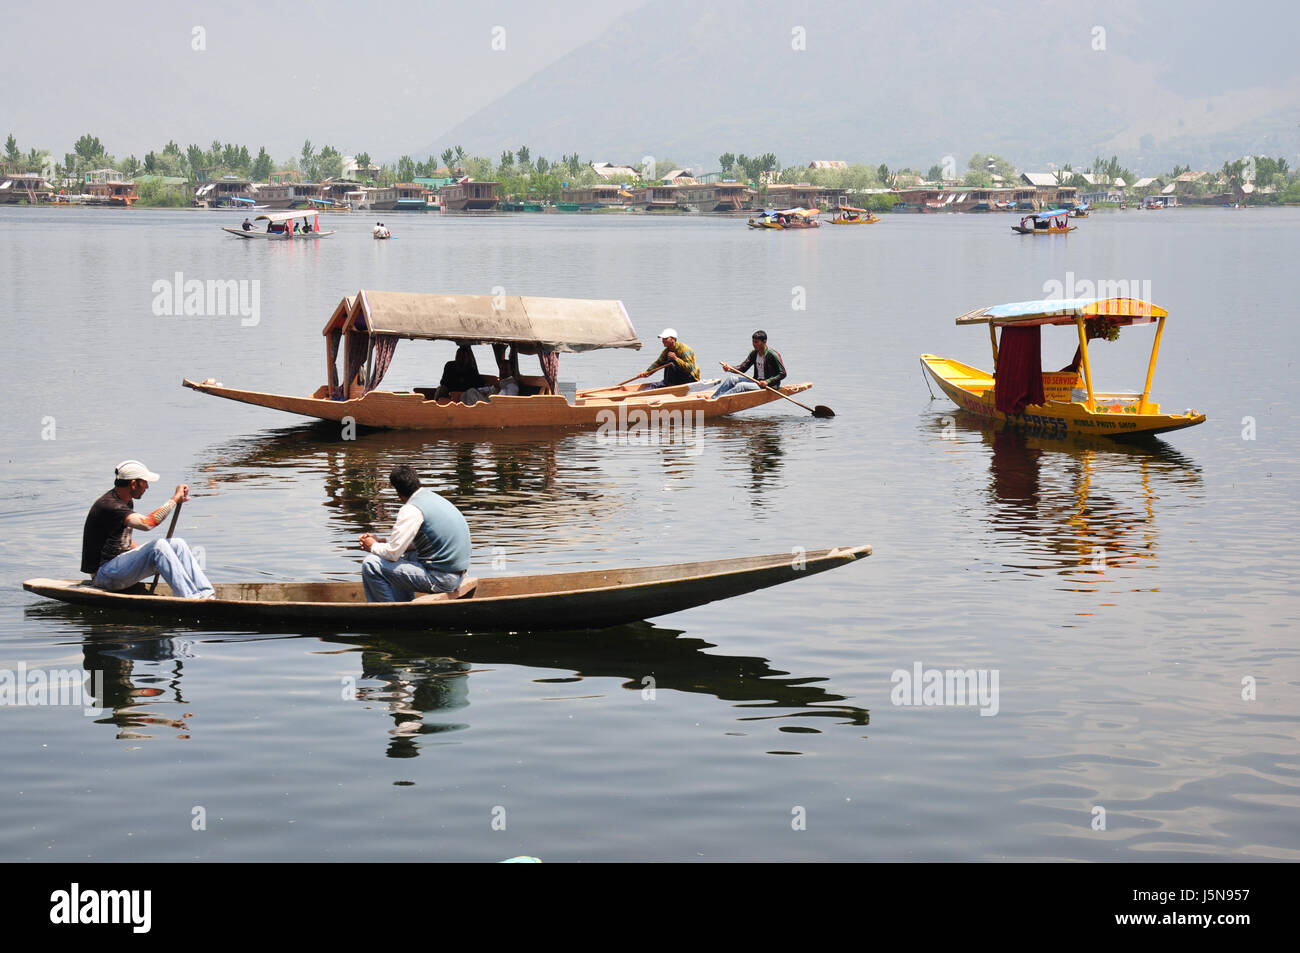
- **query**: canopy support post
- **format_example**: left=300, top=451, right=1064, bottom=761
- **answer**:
left=1075, top=317, right=1096, bottom=410
left=988, top=324, right=998, bottom=366
left=1139, top=316, right=1166, bottom=414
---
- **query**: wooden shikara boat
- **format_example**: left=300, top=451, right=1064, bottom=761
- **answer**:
left=221, top=210, right=335, bottom=240
left=826, top=206, right=879, bottom=225
left=184, top=290, right=815, bottom=430
left=748, top=207, right=820, bottom=229
left=1011, top=208, right=1075, bottom=234
left=24, top=546, right=870, bottom=632
left=920, top=297, right=1206, bottom=439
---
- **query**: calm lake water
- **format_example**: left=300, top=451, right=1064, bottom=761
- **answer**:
left=1, top=205, right=1297, bottom=862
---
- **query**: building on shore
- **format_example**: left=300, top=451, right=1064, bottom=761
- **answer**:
left=591, top=161, right=640, bottom=181
left=671, top=181, right=757, bottom=211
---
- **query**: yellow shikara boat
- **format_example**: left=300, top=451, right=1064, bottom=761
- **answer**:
left=826, top=206, right=879, bottom=225
left=920, top=297, right=1206, bottom=439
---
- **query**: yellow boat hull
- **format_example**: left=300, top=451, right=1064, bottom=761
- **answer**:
left=919, top=354, right=1205, bottom=439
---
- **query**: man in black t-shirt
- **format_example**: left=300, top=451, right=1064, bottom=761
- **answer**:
left=81, top=460, right=215, bottom=599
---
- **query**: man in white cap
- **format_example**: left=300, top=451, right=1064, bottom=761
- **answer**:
left=80, top=460, right=215, bottom=599
left=636, top=328, right=700, bottom=388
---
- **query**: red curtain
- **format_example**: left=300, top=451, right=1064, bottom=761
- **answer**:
left=994, top=325, right=1045, bottom=414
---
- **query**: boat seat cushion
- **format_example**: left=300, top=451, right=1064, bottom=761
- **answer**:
left=413, top=575, right=479, bottom=602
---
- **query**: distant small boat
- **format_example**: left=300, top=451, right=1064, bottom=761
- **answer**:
left=1070, top=203, right=1091, bottom=218
left=23, top=546, right=871, bottom=632
left=1011, top=209, right=1075, bottom=234
left=221, top=210, right=335, bottom=240
left=748, top=208, right=820, bottom=229
left=826, top=206, right=879, bottom=225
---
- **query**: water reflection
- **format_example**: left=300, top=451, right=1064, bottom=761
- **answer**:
left=30, top=605, right=867, bottom=754
left=925, top=414, right=1202, bottom=580
left=79, top=630, right=195, bottom=740
left=193, top=424, right=616, bottom=541
left=324, top=623, right=869, bottom=758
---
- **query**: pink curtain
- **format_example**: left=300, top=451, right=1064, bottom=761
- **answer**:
left=538, top=349, right=559, bottom=394
left=364, top=335, right=398, bottom=393
left=994, top=325, right=1044, bottom=414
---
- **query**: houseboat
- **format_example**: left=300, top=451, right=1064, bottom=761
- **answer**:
left=0, top=173, right=53, bottom=204
left=394, top=183, right=430, bottom=211
left=86, top=180, right=139, bottom=206
left=440, top=180, right=499, bottom=211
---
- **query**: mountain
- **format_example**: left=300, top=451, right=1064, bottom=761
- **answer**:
left=421, top=0, right=1300, bottom=173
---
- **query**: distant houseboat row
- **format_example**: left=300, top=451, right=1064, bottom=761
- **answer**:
left=0, top=169, right=1238, bottom=213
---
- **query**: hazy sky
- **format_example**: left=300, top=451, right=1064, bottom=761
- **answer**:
left=1, top=0, right=645, bottom=163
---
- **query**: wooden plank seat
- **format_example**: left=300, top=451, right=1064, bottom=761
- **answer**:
left=412, top=576, right=480, bottom=602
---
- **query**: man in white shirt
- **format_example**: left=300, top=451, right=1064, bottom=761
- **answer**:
left=359, top=466, right=471, bottom=602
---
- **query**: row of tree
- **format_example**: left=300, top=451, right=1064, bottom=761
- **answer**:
left=5, top=133, right=1297, bottom=204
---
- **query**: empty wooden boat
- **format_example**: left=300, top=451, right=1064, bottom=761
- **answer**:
left=24, top=545, right=870, bottom=632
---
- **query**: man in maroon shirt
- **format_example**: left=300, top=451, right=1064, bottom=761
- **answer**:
left=81, top=460, right=214, bottom=598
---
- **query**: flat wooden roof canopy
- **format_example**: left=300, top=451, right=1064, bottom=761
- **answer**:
left=322, top=290, right=642, bottom=353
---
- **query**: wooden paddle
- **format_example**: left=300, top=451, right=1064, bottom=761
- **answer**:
left=720, top=363, right=835, bottom=418
left=611, top=363, right=667, bottom=388
left=148, top=499, right=184, bottom=594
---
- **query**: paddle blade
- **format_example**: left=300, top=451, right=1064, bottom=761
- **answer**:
left=813, top=405, right=836, bottom=418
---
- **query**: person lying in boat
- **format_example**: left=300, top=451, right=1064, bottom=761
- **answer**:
left=434, top=344, right=484, bottom=401
left=712, top=330, right=787, bottom=397
left=359, top=465, right=471, bottom=602
left=81, top=459, right=215, bottom=599
left=637, top=329, right=700, bottom=388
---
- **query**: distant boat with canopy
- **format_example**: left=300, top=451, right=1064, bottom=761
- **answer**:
left=1011, top=208, right=1075, bottom=234
left=221, top=210, right=335, bottom=240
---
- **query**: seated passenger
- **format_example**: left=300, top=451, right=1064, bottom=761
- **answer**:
left=434, top=345, right=483, bottom=401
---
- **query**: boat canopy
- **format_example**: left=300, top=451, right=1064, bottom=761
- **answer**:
left=836, top=206, right=868, bottom=213
left=1032, top=209, right=1070, bottom=219
left=956, top=298, right=1168, bottom=328
left=255, top=210, right=320, bottom=223
left=322, top=290, right=642, bottom=353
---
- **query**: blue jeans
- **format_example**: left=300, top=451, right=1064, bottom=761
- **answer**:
left=362, top=553, right=464, bottom=602
left=712, top=373, right=761, bottom=398
left=93, top=537, right=214, bottom=599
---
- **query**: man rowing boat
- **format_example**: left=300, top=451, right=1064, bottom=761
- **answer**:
left=81, top=460, right=214, bottom=598
left=712, top=330, right=787, bottom=397
left=637, top=328, right=700, bottom=388
left=359, top=466, right=471, bottom=602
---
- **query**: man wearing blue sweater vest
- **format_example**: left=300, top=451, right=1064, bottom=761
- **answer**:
left=359, top=465, right=472, bottom=602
